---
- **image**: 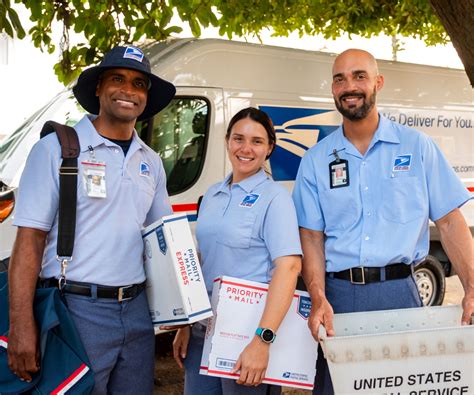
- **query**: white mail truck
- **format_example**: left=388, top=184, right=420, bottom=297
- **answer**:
left=1, top=38, right=472, bottom=306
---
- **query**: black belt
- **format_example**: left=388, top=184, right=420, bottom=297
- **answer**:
left=39, top=278, right=146, bottom=302
left=327, top=263, right=412, bottom=284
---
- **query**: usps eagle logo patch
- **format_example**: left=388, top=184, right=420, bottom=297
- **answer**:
left=124, top=46, right=144, bottom=62
left=140, top=161, right=150, bottom=177
left=239, top=193, right=260, bottom=208
left=393, top=154, right=412, bottom=172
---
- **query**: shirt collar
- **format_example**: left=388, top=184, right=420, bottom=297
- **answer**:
left=373, top=114, right=400, bottom=144
left=75, top=115, right=144, bottom=153
left=328, top=113, right=400, bottom=158
left=215, top=168, right=269, bottom=195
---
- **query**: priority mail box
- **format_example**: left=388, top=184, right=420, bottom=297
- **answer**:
left=200, top=276, right=318, bottom=390
left=142, top=214, right=212, bottom=326
left=320, top=305, right=474, bottom=395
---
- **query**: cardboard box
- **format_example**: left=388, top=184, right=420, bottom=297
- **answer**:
left=142, top=214, right=212, bottom=326
left=200, top=276, right=318, bottom=390
left=320, top=305, right=474, bottom=394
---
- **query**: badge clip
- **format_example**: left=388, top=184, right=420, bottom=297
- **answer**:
left=329, top=148, right=349, bottom=189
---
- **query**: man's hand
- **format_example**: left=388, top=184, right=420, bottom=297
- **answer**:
left=8, top=227, right=46, bottom=383
left=308, top=297, right=335, bottom=341
left=461, top=290, right=474, bottom=325
left=8, top=317, right=40, bottom=382
left=172, top=326, right=191, bottom=369
left=435, top=209, right=473, bottom=326
left=232, top=337, right=270, bottom=386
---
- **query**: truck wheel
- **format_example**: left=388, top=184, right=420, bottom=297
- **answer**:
left=414, top=256, right=446, bottom=306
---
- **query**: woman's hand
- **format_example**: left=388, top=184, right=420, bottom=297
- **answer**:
left=232, top=337, right=270, bottom=386
left=172, top=326, right=191, bottom=369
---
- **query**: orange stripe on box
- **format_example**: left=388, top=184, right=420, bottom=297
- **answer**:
left=468, top=187, right=474, bottom=192
left=172, top=203, right=198, bottom=212
left=207, top=369, right=239, bottom=378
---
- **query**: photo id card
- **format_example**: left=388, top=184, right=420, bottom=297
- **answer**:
left=329, top=159, right=349, bottom=189
left=81, top=161, right=107, bottom=198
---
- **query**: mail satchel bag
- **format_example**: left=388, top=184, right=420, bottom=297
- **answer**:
left=0, top=122, right=94, bottom=394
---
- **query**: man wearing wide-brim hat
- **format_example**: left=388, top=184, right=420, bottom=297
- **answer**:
left=8, top=45, right=176, bottom=394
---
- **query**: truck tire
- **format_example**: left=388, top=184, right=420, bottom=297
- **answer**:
left=414, top=256, right=446, bottom=306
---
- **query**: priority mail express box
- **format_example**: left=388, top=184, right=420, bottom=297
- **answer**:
left=142, top=214, right=212, bottom=326
left=200, top=276, right=318, bottom=390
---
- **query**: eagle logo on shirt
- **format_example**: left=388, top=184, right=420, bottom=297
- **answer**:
left=393, top=154, right=412, bottom=172
left=239, top=193, right=260, bottom=208
left=140, top=161, right=150, bottom=177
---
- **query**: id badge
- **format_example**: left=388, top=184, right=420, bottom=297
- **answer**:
left=81, top=161, right=107, bottom=198
left=329, top=159, right=349, bottom=189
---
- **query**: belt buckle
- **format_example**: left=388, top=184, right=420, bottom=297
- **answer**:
left=350, top=267, right=366, bottom=285
left=118, top=285, right=134, bottom=302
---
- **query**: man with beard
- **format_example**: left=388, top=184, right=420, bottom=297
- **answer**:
left=293, top=49, right=473, bottom=394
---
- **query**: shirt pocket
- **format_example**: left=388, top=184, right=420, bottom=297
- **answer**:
left=319, top=187, right=359, bottom=231
left=381, top=176, right=425, bottom=223
left=133, top=180, right=155, bottom=224
left=216, top=210, right=258, bottom=249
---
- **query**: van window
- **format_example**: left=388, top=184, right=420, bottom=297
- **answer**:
left=149, top=97, right=209, bottom=195
left=0, top=92, right=85, bottom=187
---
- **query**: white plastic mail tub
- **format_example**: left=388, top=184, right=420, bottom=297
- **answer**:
left=320, top=305, right=473, bottom=395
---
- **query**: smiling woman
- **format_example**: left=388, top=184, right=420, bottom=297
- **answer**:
left=170, top=107, right=302, bottom=394
left=225, top=109, right=276, bottom=183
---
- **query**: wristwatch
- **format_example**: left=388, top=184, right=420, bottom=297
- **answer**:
left=255, top=327, right=276, bottom=343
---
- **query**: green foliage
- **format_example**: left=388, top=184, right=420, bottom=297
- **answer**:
left=0, top=0, right=448, bottom=84
left=0, top=0, right=25, bottom=38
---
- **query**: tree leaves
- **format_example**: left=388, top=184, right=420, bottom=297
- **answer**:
left=0, top=0, right=449, bottom=84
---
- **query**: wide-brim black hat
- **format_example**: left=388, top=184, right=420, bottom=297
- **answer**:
left=73, top=46, right=176, bottom=121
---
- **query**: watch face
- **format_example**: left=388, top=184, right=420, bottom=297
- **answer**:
left=261, top=328, right=274, bottom=342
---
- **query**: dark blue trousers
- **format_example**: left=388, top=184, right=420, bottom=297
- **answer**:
left=65, top=289, right=155, bottom=395
left=313, top=274, right=423, bottom=395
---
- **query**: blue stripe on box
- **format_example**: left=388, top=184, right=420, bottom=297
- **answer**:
left=188, top=308, right=212, bottom=318
left=152, top=308, right=212, bottom=324
left=142, top=224, right=162, bottom=238
left=153, top=317, right=190, bottom=325
left=163, top=215, right=188, bottom=224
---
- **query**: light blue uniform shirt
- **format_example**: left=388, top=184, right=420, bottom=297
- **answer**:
left=196, top=169, right=302, bottom=294
left=14, top=115, right=173, bottom=285
left=293, top=114, right=471, bottom=272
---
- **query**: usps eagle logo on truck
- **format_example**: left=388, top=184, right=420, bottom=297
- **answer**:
left=258, top=106, right=340, bottom=181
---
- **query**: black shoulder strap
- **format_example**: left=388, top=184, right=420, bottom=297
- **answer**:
left=40, top=121, right=80, bottom=259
